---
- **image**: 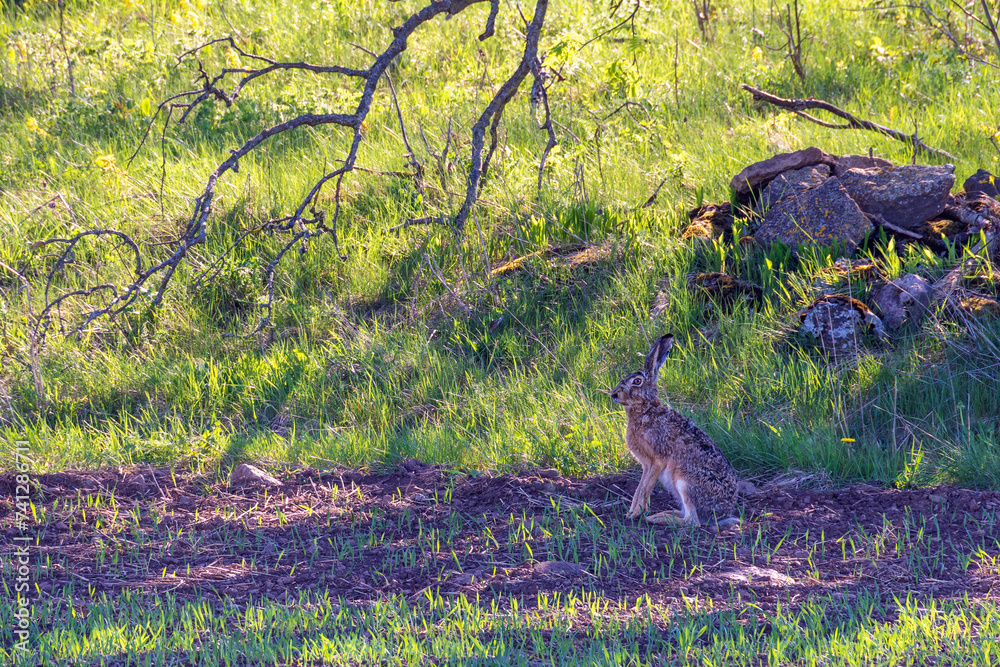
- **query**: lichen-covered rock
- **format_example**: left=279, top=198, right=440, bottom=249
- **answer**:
left=730, top=147, right=836, bottom=200
left=839, top=164, right=955, bottom=231
left=754, top=177, right=872, bottom=251
left=688, top=272, right=762, bottom=305
left=964, top=169, right=998, bottom=198
left=870, top=274, right=933, bottom=333
left=755, top=164, right=831, bottom=213
left=682, top=202, right=734, bottom=242
left=799, top=294, right=884, bottom=360
left=832, top=154, right=893, bottom=177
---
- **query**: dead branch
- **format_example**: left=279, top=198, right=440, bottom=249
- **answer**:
left=864, top=212, right=923, bottom=240
left=454, top=0, right=550, bottom=232
left=740, top=84, right=956, bottom=160
left=981, top=0, right=1000, bottom=59
left=35, top=0, right=554, bottom=339
left=57, top=0, right=75, bottom=95
left=640, top=178, right=669, bottom=209
left=775, top=0, right=806, bottom=82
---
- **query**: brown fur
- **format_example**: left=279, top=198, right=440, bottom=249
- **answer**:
left=610, top=334, right=739, bottom=526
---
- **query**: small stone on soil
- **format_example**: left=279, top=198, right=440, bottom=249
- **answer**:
left=231, top=463, right=282, bottom=488
left=870, top=273, right=933, bottom=333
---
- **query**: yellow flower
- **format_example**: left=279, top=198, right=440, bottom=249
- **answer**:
left=26, top=117, right=50, bottom=138
left=751, top=46, right=763, bottom=62
left=224, top=47, right=241, bottom=69
left=93, top=154, right=118, bottom=171
left=841, top=437, right=855, bottom=443
left=870, top=36, right=893, bottom=63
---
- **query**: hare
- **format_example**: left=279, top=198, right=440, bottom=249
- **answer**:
left=610, top=334, right=740, bottom=527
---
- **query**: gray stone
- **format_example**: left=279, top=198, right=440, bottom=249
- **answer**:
left=754, top=177, right=872, bottom=251
left=869, top=274, right=933, bottom=333
left=963, top=169, right=998, bottom=198
left=839, top=164, right=955, bottom=231
left=798, top=295, right=885, bottom=360
left=730, top=147, right=836, bottom=199
left=755, top=164, right=830, bottom=212
left=231, top=463, right=281, bottom=487
left=832, top=154, right=893, bottom=177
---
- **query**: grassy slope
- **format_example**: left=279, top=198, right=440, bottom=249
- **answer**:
left=0, top=0, right=999, bottom=487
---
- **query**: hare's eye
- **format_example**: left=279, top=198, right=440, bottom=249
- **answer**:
left=631, top=377, right=643, bottom=386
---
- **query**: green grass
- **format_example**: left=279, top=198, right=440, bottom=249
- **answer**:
left=1, top=0, right=999, bottom=482
left=4, top=589, right=998, bottom=666
left=3, top=466, right=1000, bottom=666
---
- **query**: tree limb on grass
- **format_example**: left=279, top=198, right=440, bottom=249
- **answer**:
left=740, top=84, right=955, bottom=161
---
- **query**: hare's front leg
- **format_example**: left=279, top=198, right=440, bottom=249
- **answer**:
left=627, top=460, right=651, bottom=518
left=628, top=460, right=665, bottom=519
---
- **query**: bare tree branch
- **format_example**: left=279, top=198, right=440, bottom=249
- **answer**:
left=981, top=0, right=1000, bottom=59
left=35, top=0, right=558, bottom=339
left=741, top=84, right=955, bottom=160
left=455, top=0, right=550, bottom=232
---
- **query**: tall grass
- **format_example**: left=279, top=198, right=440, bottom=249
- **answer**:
left=0, top=0, right=998, bottom=483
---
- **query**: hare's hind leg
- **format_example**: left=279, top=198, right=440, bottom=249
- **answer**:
left=646, top=478, right=700, bottom=526
left=645, top=509, right=686, bottom=525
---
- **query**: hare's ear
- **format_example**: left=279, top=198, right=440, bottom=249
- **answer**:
left=644, top=334, right=674, bottom=379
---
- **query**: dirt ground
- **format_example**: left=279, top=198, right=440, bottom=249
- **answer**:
left=1, top=463, right=998, bottom=618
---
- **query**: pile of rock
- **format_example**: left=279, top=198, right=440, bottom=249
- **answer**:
left=685, top=147, right=997, bottom=254
left=681, top=149, right=999, bottom=360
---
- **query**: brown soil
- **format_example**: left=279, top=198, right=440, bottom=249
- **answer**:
left=1, top=464, right=998, bottom=617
